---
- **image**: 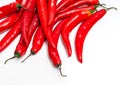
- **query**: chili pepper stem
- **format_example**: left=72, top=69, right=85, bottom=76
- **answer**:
left=16, top=4, right=29, bottom=11
left=98, top=3, right=106, bottom=7
left=95, top=3, right=106, bottom=9
left=4, top=56, right=16, bottom=64
left=106, top=7, right=117, bottom=11
left=58, top=65, right=67, bottom=77
left=21, top=53, right=33, bottom=63
left=98, top=4, right=117, bottom=11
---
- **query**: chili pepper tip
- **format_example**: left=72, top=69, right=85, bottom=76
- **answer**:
left=58, top=65, right=67, bottom=77
left=4, top=56, right=16, bottom=64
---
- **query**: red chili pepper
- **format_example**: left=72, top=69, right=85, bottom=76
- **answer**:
left=15, top=14, right=38, bottom=57
left=48, top=0, right=57, bottom=25
left=21, top=0, right=36, bottom=46
left=0, top=2, right=22, bottom=19
left=21, top=25, right=45, bottom=62
left=56, top=0, right=76, bottom=13
left=61, top=9, right=94, bottom=57
left=15, top=15, right=38, bottom=58
left=14, top=13, right=38, bottom=58
left=59, top=0, right=99, bottom=13
left=0, top=18, right=21, bottom=52
left=30, top=26, right=44, bottom=54
left=4, top=14, right=39, bottom=64
left=0, top=10, right=22, bottom=33
left=0, top=13, right=18, bottom=33
left=37, top=0, right=56, bottom=49
left=53, top=5, right=96, bottom=25
left=75, top=8, right=117, bottom=63
left=48, top=19, right=67, bottom=77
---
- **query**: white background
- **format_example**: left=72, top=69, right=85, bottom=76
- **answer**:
left=0, top=0, right=120, bottom=85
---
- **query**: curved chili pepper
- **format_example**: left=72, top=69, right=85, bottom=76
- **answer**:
left=14, top=13, right=38, bottom=57
left=48, top=19, right=67, bottom=77
left=75, top=9, right=110, bottom=63
left=15, top=16, right=38, bottom=58
left=56, top=0, right=76, bottom=13
left=4, top=14, right=39, bottom=64
left=0, top=10, right=22, bottom=33
left=21, top=0, right=36, bottom=46
left=0, top=18, right=21, bottom=52
left=37, top=0, right=56, bottom=49
left=15, top=14, right=38, bottom=57
left=61, top=9, right=94, bottom=57
left=48, top=0, right=57, bottom=25
left=59, top=0, right=99, bottom=13
left=0, top=2, right=22, bottom=19
left=21, top=25, right=45, bottom=62
left=53, top=5, right=96, bottom=25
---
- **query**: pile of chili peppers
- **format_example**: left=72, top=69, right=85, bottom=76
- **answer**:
left=0, top=0, right=116, bottom=77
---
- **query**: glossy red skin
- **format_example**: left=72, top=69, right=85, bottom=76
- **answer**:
left=56, top=0, right=76, bottom=13
left=0, top=10, right=22, bottom=33
left=31, top=26, right=45, bottom=54
left=28, top=14, right=39, bottom=37
left=15, top=37, right=27, bottom=57
left=59, top=0, right=98, bottom=13
left=62, top=10, right=92, bottom=57
left=21, top=0, right=36, bottom=46
left=48, top=19, right=67, bottom=67
left=0, top=13, right=18, bottom=33
left=16, top=0, right=26, bottom=5
left=75, top=9, right=106, bottom=63
left=0, top=19, right=21, bottom=52
left=15, top=14, right=39, bottom=57
left=54, top=5, right=95, bottom=25
left=16, top=0, right=22, bottom=3
left=0, top=2, right=20, bottom=19
left=37, top=0, right=56, bottom=49
left=48, top=0, right=57, bottom=25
